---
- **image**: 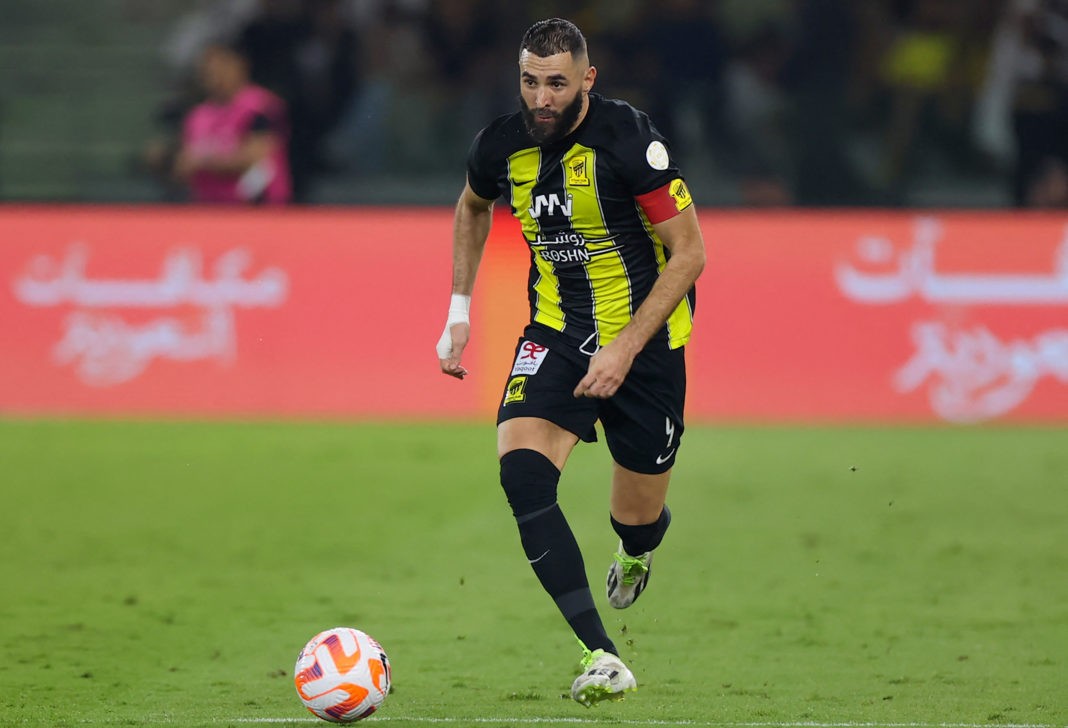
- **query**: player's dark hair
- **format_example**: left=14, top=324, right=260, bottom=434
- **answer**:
left=520, top=18, right=588, bottom=61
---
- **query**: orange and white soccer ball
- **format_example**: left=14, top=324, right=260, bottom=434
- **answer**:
left=294, top=627, right=391, bottom=723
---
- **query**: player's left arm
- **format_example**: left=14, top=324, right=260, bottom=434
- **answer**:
left=573, top=204, right=706, bottom=399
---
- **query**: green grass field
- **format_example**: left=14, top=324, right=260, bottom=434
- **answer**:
left=1, top=420, right=1065, bottom=727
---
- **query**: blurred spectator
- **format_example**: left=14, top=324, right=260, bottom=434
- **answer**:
left=175, top=41, right=293, bottom=204
left=238, top=0, right=362, bottom=201
left=780, top=0, right=870, bottom=206
left=624, top=0, right=728, bottom=159
left=289, top=0, right=362, bottom=199
left=116, top=0, right=1067, bottom=205
left=867, top=0, right=1000, bottom=203
left=974, top=0, right=1068, bottom=206
left=722, top=23, right=794, bottom=205
left=417, top=0, right=512, bottom=161
left=324, top=0, right=436, bottom=175
left=141, top=0, right=262, bottom=201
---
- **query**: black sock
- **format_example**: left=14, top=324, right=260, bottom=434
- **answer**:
left=519, top=503, right=616, bottom=654
left=611, top=505, right=672, bottom=556
left=500, top=449, right=616, bottom=655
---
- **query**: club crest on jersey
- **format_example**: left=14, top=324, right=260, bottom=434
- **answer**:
left=511, top=340, right=549, bottom=375
left=503, top=375, right=528, bottom=405
left=566, top=155, right=590, bottom=187
left=529, top=192, right=573, bottom=218
left=669, top=178, right=692, bottom=211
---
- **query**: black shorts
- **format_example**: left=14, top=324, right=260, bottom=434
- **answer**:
left=496, top=324, right=686, bottom=474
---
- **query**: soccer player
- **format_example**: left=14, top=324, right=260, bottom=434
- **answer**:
left=436, top=18, right=706, bottom=706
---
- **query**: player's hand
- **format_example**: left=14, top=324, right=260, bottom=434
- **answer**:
left=573, top=341, right=636, bottom=398
left=437, top=321, right=470, bottom=379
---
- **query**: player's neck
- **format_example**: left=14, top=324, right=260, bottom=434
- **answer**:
left=568, top=92, right=591, bottom=135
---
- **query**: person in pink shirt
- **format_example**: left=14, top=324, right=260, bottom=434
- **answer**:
left=175, top=41, right=292, bottom=204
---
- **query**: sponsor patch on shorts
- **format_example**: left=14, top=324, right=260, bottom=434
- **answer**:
left=503, top=376, right=528, bottom=405
left=511, top=340, right=549, bottom=376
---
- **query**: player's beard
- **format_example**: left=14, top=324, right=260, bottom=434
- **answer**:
left=520, top=90, right=584, bottom=145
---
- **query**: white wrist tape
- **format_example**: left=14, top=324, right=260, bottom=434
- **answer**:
left=446, top=293, right=471, bottom=325
left=436, top=294, right=471, bottom=359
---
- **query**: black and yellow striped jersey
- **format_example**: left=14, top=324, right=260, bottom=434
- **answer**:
left=467, top=93, right=696, bottom=354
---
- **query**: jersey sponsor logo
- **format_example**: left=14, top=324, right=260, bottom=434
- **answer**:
left=503, top=375, right=528, bottom=405
left=646, top=141, right=669, bottom=170
left=529, top=192, right=573, bottom=219
left=669, top=178, right=692, bottom=212
left=566, top=155, right=590, bottom=187
left=530, top=233, right=622, bottom=265
left=511, top=340, right=548, bottom=375
left=533, top=232, right=599, bottom=246
left=539, top=247, right=590, bottom=263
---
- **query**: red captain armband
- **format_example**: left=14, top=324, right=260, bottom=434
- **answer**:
left=636, top=178, right=694, bottom=224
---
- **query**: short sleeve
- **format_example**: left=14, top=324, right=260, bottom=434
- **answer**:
left=635, top=178, right=694, bottom=224
left=613, top=112, right=682, bottom=197
left=465, top=129, right=500, bottom=201
left=610, top=111, right=692, bottom=223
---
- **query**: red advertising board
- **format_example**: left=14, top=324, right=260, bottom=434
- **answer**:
left=2, top=206, right=1066, bottom=423
left=0, top=207, right=476, bottom=417
left=687, top=211, right=1068, bottom=423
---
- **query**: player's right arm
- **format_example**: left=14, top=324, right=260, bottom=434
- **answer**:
left=438, top=181, right=495, bottom=379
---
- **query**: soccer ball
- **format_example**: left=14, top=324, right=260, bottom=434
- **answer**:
left=294, top=627, right=391, bottom=723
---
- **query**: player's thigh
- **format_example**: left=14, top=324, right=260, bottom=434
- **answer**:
left=496, top=333, right=599, bottom=466
left=600, top=344, right=686, bottom=475
left=497, top=417, right=580, bottom=470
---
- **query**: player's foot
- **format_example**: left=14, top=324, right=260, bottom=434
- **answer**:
left=606, top=541, right=652, bottom=609
left=570, top=647, right=637, bottom=707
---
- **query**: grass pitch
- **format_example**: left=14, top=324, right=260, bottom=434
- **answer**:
left=0, top=420, right=1065, bottom=727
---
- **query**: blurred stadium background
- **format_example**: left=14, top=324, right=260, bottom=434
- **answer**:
left=1, top=0, right=1067, bottom=424
left=2, top=0, right=1066, bottom=208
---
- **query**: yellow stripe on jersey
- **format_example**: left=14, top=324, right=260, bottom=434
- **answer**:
left=508, top=147, right=565, bottom=331
left=531, top=254, right=565, bottom=330
left=665, top=289, right=694, bottom=349
left=636, top=202, right=694, bottom=349
left=563, top=145, right=632, bottom=347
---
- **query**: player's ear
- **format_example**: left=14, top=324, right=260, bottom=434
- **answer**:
left=583, top=65, right=597, bottom=93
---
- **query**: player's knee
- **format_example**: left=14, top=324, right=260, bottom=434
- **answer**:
left=499, top=448, right=561, bottom=518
